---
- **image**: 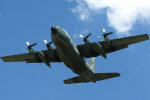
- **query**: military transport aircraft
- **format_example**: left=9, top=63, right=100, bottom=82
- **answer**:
left=1, top=26, right=149, bottom=84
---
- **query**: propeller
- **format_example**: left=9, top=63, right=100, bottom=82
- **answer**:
left=44, top=40, right=52, bottom=45
left=85, top=33, right=92, bottom=39
left=103, top=32, right=113, bottom=37
left=44, top=40, right=48, bottom=44
left=79, top=34, right=84, bottom=38
left=101, top=28, right=113, bottom=39
left=44, top=40, right=53, bottom=50
left=80, top=33, right=92, bottom=44
left=103, top=28, right=106, bottom=33
left=26, top=41, right=37, bottom=53
left=95, top=28, right=111, bottom=40
left=26, top=42, right=37, bottom=48
left=26, top=41, right=30, bottom=46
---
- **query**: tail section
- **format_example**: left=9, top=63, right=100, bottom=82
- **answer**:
left=89, top=57, right=95, bottom=73
left=64, top=73, right=120, bottom=84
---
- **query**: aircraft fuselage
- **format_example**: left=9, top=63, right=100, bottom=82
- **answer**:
left=51, top=26, right=95, bottom=82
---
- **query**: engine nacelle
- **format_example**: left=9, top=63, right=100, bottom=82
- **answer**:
left=46, top=45, right=54, bottom=52
left=38, top=52, right=51, bottom=67
left=92, top=42, right=106, bottom=59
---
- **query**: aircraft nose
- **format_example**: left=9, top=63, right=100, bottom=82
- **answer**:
left=51, top=26, right=56, bottom=33
left=51, top=26, right=60, bottom=35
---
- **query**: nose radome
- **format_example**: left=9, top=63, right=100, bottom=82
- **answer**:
left=51, top=26, right=55, bottom=31
left=51, top=26, right=60, bottom=33
left=51, top=26, right=58, bottom=36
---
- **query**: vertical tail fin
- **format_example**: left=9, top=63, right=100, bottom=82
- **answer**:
left=89, top=57, right=95, bottom=73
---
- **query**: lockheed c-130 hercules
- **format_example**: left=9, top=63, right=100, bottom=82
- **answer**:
left=1, top=26, right=149, bottom=84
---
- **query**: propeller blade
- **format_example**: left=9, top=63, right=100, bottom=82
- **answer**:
left=30, top=43, right=37, bottom=47
left=48, top=42, right=52, bottom=45
left=80, top=34, right=84, bottom=38
left=26, top=41, right=30, bottom=46
left=107, top=32, right=113, bottom=35
left=44, top=40, right=52, bottom=45
left=103, top=28, right=106, bottom=33
left=44, top=40, right=48, bottom=44
left=44, top=40, right=53, bottom=50
left=86, top=33, right=92, bottom=39
left=25, top=42, right=36, bottom=53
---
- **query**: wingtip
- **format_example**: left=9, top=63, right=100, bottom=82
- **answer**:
left=0, top=56, right=11, bottom=62
left=0, top=57, right=6, bottom=62
left=0, top=57, right=5, bottom=62
left=117, top=73, right=121, bottom=77
left=144, top=33, right=149, bottom=40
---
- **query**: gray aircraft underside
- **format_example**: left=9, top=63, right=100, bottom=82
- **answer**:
left=1, top=26, right=149, bottom=84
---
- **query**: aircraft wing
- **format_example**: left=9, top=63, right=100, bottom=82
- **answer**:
left=64, top=73, right=120, bottom=84
left=77, top=34, right=149, bottom=58
left=1, top=50, right=61, bottom=63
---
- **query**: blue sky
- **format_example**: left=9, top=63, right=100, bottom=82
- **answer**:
left=0, top=0, right=150, bottom=100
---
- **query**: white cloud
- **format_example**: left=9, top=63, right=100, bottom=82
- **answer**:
left=71, top=0, right=90, bottom=21
left=69, top=0, right=150, bottom=34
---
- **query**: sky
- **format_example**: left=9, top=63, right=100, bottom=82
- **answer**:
left=0, top=0, right=150, bottom=100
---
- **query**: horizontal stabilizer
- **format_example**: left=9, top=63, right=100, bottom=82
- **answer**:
left=64, top=73, right=120, bottom=84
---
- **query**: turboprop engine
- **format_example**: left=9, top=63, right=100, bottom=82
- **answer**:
left=92, top=42, right=107, bottom=59
left=26, top=41, right=51, bottom=68
left=37, top=51, right=51, bottom=67
left=79, top=33, right=107, bottom=59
